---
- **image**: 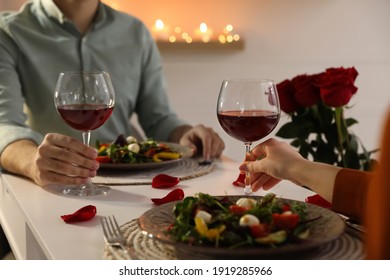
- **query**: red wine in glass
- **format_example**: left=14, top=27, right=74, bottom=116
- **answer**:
left=217, top=110, right=280, bottom=142
left=217, top=79, right=280, bottom=195
left=57, top=104, right=113, bottom=131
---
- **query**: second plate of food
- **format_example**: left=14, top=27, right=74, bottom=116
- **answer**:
left=98, top=142, right=193, bottom=170
left=138, top=194, right=345, bottom=259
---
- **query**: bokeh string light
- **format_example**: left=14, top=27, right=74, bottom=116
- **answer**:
left=152, top=19, right=241, bottom=45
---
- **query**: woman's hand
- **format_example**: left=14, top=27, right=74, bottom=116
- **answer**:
left=239, top=138, right=306, bottom=192
left=239, top=138, right=340, bottom=201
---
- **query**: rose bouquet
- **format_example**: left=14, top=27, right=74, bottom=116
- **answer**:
left=276, top=67, right=376, bottom=171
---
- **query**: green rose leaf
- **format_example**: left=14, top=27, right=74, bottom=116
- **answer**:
left=276, top=121, right=313, bottom=139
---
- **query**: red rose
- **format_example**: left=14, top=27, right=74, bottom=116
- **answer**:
left=315, top=67, right=358, bottom=107
left=291, top=74, right=321, bottom=107
left=276, top=79, right=302, bottom=113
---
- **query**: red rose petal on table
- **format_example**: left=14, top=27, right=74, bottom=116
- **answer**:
left=305, top=194, right=332, bottom=209
left=152, top=174, right=180, bottom=188
left=151, top=188, right=184, bottom=205
left=232, top=173, right=245, bottom=187
left=61, top=205, right=97, bottom=223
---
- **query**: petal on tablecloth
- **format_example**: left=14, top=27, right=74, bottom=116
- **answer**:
left=305, top=194, right=332, bottom=209
left=61, top=205, right=97, bottom=223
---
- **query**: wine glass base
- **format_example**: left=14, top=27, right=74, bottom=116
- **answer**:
left=63, top=183, right=110, bottom=197
left=243, top=186, right=253, bottom=195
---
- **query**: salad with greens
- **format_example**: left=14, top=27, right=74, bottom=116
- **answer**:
left=95, top=134, right=181, bottom=164
left=167, top=193, right=317, bottom=249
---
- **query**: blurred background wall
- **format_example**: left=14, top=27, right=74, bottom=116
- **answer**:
left=2, top=0, right=389, bottom=161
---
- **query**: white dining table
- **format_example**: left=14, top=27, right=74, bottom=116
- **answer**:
left=0, top=156, right=317, bottom=260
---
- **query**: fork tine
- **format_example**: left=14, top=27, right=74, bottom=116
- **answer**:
left=106, top=216, right=115, bottom=237
left=101, top=216, right=108, bottom=238
left=107, top=216, right=115, bottom=235
left=110, top=215, right=123, bottom=237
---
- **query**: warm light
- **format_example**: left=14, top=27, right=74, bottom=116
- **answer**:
left=218, top=34, right=227, bottom=44
left=182, top=32, right=189, bottom=40
left=169, top=35, right=177, bottom=43
left=225, top=24, right=234, bottom=32
left=155, top=19, right=165, bottom=30
left=152, top=19, right=170, bottom=41
left=196, top=22, right=213, bottom=43
left=150, top=18, right=241, bottom=45
left=200, top=23, right=208, bottom=33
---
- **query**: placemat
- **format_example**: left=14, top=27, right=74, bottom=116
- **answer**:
left=102, top=219, right=365, bottom=260
left=92, top=157, right=214, bottom=185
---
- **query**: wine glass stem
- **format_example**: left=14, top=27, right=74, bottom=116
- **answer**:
left=244, top=142, right=252, bottom=195
left=82, top=130, right=92, bottom=185
left=82, top=130, right=91, bottom=147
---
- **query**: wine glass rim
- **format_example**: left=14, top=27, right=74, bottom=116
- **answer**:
left=223, top=78, right=275, bottom=83
left=59, top=70, right=109, bottom=76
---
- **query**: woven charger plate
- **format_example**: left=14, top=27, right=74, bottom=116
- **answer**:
left=93, top=157, right=214, bottom=185
left=102, top=219, right=365, bottom=260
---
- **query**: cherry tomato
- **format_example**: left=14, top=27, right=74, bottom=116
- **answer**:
left=229, top=204, right=247, bottom=215
left=281, top=204, right=291, bottom=212
left=144, top=148, right=156, bottom=157
left=272, top=212, right=300, bottom=230
left=250, top=224, right=271, bottom=238
left=96, top=155, right=111, bottom=163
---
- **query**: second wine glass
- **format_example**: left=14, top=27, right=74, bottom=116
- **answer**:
left=217, top=79, right=280, bottom=195
left=54, top=71, right=115, bottom=196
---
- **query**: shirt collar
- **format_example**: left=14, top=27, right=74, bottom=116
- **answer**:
left=39, top=0, right=67, bottom=24
left=38, top=0, right=107, bottom=28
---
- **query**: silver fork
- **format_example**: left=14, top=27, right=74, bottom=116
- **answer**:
left=101, top=215, right=131, bottom=259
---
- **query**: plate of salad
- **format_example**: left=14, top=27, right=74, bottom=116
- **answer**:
left=95, top=134, right=193, bottom=170
left=138, top=193, right=345, bottom=258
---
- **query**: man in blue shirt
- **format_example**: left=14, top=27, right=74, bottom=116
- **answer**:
left=0, top=0, right=225, bottom=187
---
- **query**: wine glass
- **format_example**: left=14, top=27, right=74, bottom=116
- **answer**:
left=217, top=79, right=280, bottom=195
left=54, top=71, right=115, bottom=196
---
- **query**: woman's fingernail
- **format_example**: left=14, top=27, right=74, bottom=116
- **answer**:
left=239, top=163, right=248, bottom=171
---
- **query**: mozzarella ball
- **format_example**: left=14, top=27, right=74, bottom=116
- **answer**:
left=127, top=143, right=140, bottom=153
left=239, top=214, right=260, bottom=227
left=126, top=136, right=137, bottom=144
left=195, top=210, right=212, bottom=224
left=236, top=198, right=257, bottom=209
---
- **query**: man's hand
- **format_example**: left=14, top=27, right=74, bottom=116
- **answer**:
left=170, top=124, right=225, bottom=160
left=1, top=133, right=99, bottom=186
